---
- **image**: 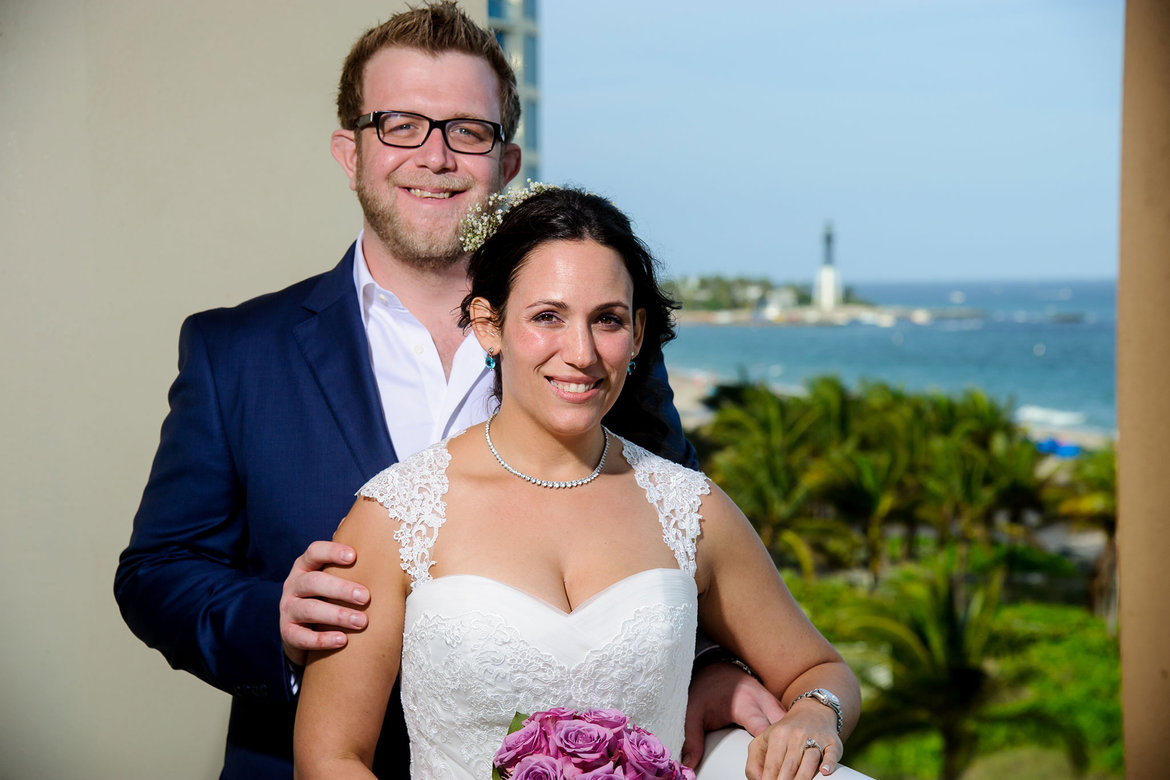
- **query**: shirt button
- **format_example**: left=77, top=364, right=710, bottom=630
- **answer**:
left=378, top=294, right=387, bottom=303
left=413, top=344, right=424, bottom=355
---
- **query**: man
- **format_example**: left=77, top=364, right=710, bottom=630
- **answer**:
left=115, top=4, right=780, bottom=778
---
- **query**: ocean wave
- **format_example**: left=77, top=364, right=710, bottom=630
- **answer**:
left=1014, top=405, right=1087, bottom=427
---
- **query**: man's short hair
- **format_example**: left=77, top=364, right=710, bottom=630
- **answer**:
left=337, top=1, right=520, bottom=142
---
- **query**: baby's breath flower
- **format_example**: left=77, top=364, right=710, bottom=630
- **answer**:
left=459, top=180, right=558, bottom=253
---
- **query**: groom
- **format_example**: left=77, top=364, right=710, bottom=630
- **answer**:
left=115, top=3, right=781, bottom=778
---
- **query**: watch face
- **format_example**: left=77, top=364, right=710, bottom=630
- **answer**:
left=813, top=688, right=841, bottom=707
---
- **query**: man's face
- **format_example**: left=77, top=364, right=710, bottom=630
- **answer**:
left=342, top=48, right=520, bottom=269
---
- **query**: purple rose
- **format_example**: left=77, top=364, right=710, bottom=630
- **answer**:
left=495, top=720, right=551, bottom=772
left=551, top=718, right=619, bottom=771
left=621, top=729, right=677, bottom=779
left=580, top=761, right=628, bottom=780
left=580, top=709, right=631, bottom=731
left=511, top=755, right=577, bottom=780
left=527, top=707, right=579, bottom=727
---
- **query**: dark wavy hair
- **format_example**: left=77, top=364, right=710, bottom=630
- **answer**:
left=458, top=187, right=679, bottom=454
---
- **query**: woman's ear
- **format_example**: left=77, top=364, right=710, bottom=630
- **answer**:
left=631, top=308, right=647, bottom=357
left=468, top=297, right=501, bottom=351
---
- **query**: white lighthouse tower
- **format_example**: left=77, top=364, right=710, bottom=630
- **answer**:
left=814, top=221, right=842, bottom=311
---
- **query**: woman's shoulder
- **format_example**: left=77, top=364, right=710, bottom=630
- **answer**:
left=356, top=438, right=453, bottom=515
left=617, top=433, right=712, bottom=507
left=616, top=433, right=707, bottom=481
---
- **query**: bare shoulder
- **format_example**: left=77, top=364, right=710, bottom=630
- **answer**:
left=693, top=478, right=772, bottom=589
left=334, top=494, right=401, bottom=548
left=697, top=479, right=758, bottom=544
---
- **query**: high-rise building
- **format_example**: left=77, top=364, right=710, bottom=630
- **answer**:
left=488, top=0, right=540, bottom=184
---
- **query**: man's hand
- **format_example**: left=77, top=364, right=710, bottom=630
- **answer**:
left=279, top=541, right=370, bottom=666
left=681, top=662, right=786, bottom=768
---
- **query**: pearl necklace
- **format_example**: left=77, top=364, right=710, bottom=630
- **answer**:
left=484, top=414, right=610, bottom=489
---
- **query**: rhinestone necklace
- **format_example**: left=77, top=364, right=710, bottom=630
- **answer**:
left=484, top=414, right=610, bottom=489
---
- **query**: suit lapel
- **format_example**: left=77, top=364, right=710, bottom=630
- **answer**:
left=294, top=246, right=398, bottom=479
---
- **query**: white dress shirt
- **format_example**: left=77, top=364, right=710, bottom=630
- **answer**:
left=352, top=232, right=497, bottom=460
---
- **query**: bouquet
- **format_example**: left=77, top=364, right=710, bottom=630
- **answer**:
left=492, top=708, right=696, bottom=780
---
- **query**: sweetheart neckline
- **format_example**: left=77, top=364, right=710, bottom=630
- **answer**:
left=409, top=567, right=693, bottom=617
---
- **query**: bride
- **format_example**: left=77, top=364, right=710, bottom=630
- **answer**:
left=294, top=186, right=861, bottom=780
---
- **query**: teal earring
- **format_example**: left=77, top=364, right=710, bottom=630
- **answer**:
left=485, top=349, right=498, bottom=370
left=627, top=359, right=636, bottom=376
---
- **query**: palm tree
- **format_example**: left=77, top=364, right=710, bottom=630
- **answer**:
left=851, top=383, right=934, bottom=563
left=924, top=389, right=1019, bottom=451
left=984, top=429, right=1048, bottom=535
left=801, top=375, right=856, bottom=453
left=807, top=445, right=909, bottom=588
left=702, top=384, right=856, bottom=577
left=843, top=551, right=1087, bottom=779
left=1048, top=444, right=1118, bottom=626
left=919, top=433, right=998, bottom=548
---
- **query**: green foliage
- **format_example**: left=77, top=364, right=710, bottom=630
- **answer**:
left=696, top=376, right=1121, bottom=777
left=702, top=384, right=855, bottom=577
left=663, top=275, right=809, bottom=310
left=696, top=378, right=1085, bottom=579
left=988, top=603, right=1123, bottom=775
left=783, top=560, right=1120, bottom=779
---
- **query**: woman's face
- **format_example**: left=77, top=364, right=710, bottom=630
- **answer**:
left=489, top=238, right=646, bottom=438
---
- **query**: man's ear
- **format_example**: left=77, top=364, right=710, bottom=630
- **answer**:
left=331, top=129, right=358, bottom=192
left=501, top=142, right=522, bottom=186
left=468, top=297, right=501, bottom=350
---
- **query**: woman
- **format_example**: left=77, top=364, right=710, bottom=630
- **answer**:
left=294, top=187, right=861, bottom=780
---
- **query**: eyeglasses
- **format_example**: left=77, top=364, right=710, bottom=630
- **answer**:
left=353, top=111, right=504, bottom=155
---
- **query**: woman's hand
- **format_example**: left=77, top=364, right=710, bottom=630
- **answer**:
left=745, top=699, right=842, bottom=780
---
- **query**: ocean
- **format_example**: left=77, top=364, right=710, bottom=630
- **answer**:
left=664, top=279, right=1116, bottom=436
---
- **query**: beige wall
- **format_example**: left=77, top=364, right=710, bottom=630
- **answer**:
left=0, top=2, right=481, bottom=777
left=1117, top=0, right=1170, bottom=774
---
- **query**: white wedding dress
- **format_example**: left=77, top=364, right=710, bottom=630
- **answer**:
left=358, top=435, right=873, bottom=780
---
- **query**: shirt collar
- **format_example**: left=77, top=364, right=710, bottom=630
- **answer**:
left=352, top=229, right=409, bottom=327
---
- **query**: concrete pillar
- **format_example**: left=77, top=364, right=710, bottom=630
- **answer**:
left=1117, top=0, right=1170, bottom=774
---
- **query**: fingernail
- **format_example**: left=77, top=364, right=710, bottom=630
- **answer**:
left=349, top=613, right=367, bottom=628
left=821, top=764, right=832, bottom=775
left=331, top=634, right=346, bottom=647
left=340, top=549, right=355, bottom=563
left=354, top=587, right=369, bottom=603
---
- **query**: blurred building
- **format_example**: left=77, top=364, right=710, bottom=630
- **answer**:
left=488, top=0, right=540, bottom=184
left=814, top=221, right=843, bottom=310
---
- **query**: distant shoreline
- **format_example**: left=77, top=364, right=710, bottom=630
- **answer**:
left=673, top=303, right=1087, bottom=328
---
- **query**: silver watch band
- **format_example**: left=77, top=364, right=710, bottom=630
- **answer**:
left=790, top=689, right=843, bottom=734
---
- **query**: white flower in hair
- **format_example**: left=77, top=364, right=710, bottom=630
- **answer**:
left=459, top=180, right=559, bottom=253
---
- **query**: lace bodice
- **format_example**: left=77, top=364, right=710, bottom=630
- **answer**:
left=358, top=435, right=711, bottom=779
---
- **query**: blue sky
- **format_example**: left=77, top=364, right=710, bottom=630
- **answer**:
left=538, top=0, right=1124, bottom=282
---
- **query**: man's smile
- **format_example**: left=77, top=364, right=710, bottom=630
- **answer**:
left=406, top=187, right=456, bottom=199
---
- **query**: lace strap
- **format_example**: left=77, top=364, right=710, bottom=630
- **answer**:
left=620, top=437, right=709, bottom=576
left=355, top=440, right=451, bottom=586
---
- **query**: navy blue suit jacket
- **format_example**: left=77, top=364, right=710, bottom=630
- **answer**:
left=115, top=245, right=695, bottom=779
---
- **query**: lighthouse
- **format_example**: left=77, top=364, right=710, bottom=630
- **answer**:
left=814, top=221, right=842, bottom=311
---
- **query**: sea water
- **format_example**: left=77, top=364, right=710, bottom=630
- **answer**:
left=664, top=279, right=1116, bottom=435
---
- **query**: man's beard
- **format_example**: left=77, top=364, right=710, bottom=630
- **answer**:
left=355, top=162, right=501, bottom=272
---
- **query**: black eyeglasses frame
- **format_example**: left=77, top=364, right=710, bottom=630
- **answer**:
left=353, top=111, right=504, bottom=155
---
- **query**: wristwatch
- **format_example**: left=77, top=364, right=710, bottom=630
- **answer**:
left=790, top=688, right=843, bottom=734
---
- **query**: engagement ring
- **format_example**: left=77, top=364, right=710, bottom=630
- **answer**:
left=803, top=738, right=822, bottom=752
